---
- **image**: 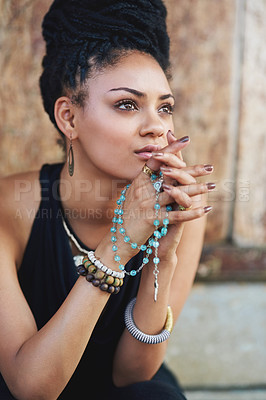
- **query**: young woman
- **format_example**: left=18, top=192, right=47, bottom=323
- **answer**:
left=0, top=1, right=215, bottom=399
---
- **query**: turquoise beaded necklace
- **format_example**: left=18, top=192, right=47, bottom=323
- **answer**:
left=110, top=172, right=171, bottom=301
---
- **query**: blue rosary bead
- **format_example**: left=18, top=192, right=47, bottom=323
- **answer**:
left=131, top=243, right=138, bottom=249
left=114, top=255, right=121, bottom=262
left=166, top=205, right=172, bottom=211
left=130, top=270, right=137, bottom=276
left=153, top=219, right=160, bottom=226
left=154, top=203, right=160, bottom=210
left=119, top=227, right=126, bottom=234
left=124, top=236, right=130, bottom=242
left=161, top=227, right=168, bottom=236
left=114, top=208, right=119, bottom=214
left=146, top=248, right=153, bottom=254
left=163, top=218, right=169, bottom=225
left=110, top=227, right=116, bottom=233
left=112, top=245, right=118, bottom=251
left=140, top=244, right=147, bottom=251
left=149, top=238, right=154, bottom=245
left=117, top=218, right=123, bottom=225
left=154, top=231, right=161, bottom=239
left=111, top=236, right=117, bottom=242
left=153, top=241, right=159, bottom=248
left=120, top=195, right=126, bottom=202
left=153, top=257, right=160, bottom=264
left=143, top=257, right=149, bottom=264
left=112, top=217, right=118, bottom=223
left=119, top=264, right=125, bottom=271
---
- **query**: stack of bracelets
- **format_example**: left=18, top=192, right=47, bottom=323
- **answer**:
left=76, top=254, right=124, bottom=294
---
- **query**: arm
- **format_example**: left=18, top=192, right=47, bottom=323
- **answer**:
left=112, top=138, right=212, bottom=386
left=0, top=176, right=113, bottom=400
left=0, top=228, right=110, bottom=400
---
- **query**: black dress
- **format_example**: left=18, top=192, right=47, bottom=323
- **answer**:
left=0, top=164, right=186, bottom=400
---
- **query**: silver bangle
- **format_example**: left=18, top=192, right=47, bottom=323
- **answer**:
left=124, top=297, right=173, bottom=344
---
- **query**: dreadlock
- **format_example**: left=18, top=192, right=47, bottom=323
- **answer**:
left=39, top=0, right=170, bottom=139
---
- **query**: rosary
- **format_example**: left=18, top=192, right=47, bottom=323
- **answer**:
left=110, top=166, right=171, bottom=301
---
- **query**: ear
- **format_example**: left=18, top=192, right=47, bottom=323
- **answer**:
left=54, top=96, right=78, bottom=140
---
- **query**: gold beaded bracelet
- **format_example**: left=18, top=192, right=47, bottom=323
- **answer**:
left=76, top=257, right=123, bottom=294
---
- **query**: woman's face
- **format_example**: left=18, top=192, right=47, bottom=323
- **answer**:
left=73, top=51, right=175, bottom=181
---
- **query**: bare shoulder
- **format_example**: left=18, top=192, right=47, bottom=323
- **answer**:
left=0, top=170, right=41, bottom=268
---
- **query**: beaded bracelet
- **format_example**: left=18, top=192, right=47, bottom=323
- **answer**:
left=86, top=250, right=125, bottom=279
left=124, top=297, right=173, bottom=344
left=76, top=257, right=123, bottom=294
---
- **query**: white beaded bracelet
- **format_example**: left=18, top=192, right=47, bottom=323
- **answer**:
left=124, top=297, right=173, bottom=344
left=87, top=250, right=125, bottom=279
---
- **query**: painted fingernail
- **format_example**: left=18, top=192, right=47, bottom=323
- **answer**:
left=204, top=206, right=213, bottom=213
left=152, top=152, right=164, bottom=157
left=204, top=164, right=214, bottom=172
left=207, top=182, right=216, bottom=190
left=177, top=136, right=189, bottom=143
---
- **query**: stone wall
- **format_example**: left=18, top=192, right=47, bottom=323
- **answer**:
left=0, top=0, right=265, bottom=247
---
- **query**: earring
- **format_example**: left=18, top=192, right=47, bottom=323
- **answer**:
left=68, top=133, right=74, bottom=176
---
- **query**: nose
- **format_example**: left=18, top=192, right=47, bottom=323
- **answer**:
left=139, top=110, right=165, bottom=138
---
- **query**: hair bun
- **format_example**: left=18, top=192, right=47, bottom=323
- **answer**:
left=42, top=0, right=169, bottom=68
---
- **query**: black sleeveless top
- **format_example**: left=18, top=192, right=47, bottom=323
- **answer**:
left=0, top=164, right=142, bottom=399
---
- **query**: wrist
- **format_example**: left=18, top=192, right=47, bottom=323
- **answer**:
left=95, top=234, right=138, bottom=272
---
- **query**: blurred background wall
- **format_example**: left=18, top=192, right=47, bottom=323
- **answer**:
left=0, top=0, right=266, bottom=395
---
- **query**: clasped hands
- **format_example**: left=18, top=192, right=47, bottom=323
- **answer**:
left=116, top=130, right=215, bottom=263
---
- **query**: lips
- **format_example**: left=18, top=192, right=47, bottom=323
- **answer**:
left=134, top=144, right=162, bottom=161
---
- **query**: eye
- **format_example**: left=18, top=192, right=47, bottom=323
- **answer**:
left=159, top=103, right=174, bottom=115
left=114, top=99, right=138, bottom=111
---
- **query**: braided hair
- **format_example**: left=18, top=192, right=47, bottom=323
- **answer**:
left=39, top=0, right=170, bottom=139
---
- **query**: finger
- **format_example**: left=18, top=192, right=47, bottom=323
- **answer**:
left=160, top=166, right=196, bottom=185
left=179, top=182, right=216, bottom=197
left=182, top=164, right=214, bottom=178
left=152, top=151, right=192, bottom=172
left=161, top=184, right=192, bottom=209
left=166, top=205, right=213, bottom=224
left=163, top=133, right=190, bottom=154
left=166, top=130, right=177, bottom=146
left=146, top=135, right=189, bottom=171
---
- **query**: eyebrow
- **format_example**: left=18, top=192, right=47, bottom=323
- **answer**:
left=108, top=87, right=175, bottom=101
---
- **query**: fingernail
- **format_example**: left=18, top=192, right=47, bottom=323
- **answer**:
left=204, top=206, right=213, bottom=213
left=207, top=182, right=216, bottom=190
left=152, top=152, right=164, bottom=157
left=162, top=184, right=171, bottom=191
left=177, top=136, right=189, bottom=143
left=204, top=164, right=214, bottom=172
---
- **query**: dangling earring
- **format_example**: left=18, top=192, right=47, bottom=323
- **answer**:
left=68, top=133, right=74, bottom=176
